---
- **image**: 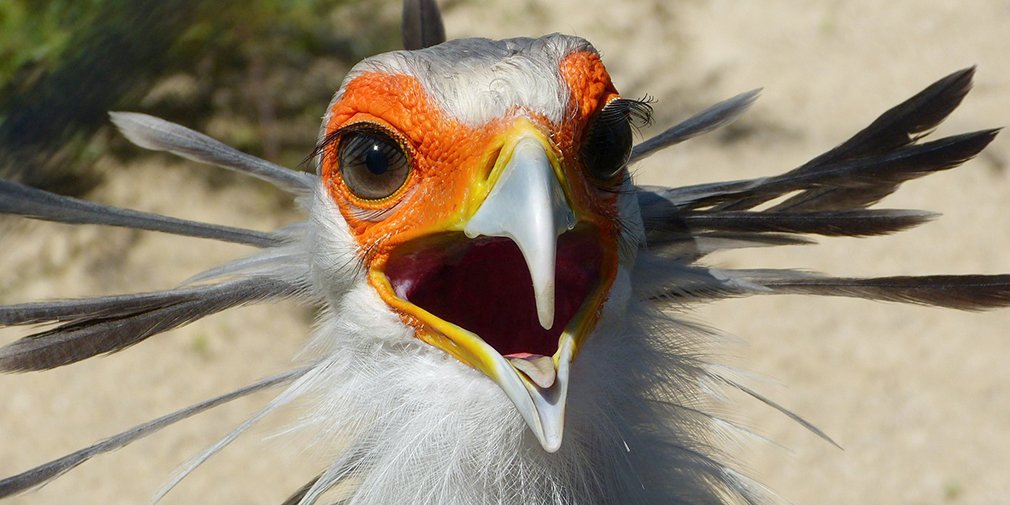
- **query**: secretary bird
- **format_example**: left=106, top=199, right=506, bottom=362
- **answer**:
left=2, top=1, right=1008, bottom=503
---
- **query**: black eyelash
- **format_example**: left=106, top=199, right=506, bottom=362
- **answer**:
left=603, top=96, right=655, bottom=132
left=308, top=129, right=343, bottom=167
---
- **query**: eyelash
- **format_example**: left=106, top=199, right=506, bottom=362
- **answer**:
left=603, top=97, right=655, bottom=131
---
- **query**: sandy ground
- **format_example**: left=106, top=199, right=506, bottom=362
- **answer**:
left=2, top=1, right=1009, bottom=503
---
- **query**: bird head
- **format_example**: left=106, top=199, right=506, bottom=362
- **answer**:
left=310, top=35, right=647, bottom=451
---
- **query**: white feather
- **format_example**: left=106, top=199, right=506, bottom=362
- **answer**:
left=322, top=34, right=590, bottom=133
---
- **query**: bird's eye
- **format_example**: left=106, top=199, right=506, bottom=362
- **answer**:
left=581, top=98, right=652, bottom=184
left=338, top=129, right=411, bottom=200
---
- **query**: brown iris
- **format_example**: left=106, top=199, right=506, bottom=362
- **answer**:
left=339, top=128, right=411, bottom=200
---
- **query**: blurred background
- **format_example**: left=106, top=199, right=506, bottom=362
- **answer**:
left=0, top=0, right=407, bottom=193
left=1, top=1, right=1008, bottom=504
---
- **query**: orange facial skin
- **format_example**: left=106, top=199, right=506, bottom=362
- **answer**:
left=319, top=49, right=626, bottom=355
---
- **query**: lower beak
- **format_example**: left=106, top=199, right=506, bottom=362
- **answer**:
left=495, top=335, right=575, bottom=452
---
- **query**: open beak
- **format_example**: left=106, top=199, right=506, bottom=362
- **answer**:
left=370, top=122, right=618, bottom=452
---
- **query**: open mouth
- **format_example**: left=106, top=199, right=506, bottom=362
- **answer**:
left=382, top=227, right=605, bottom=360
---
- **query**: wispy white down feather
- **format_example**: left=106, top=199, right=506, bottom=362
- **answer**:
left=276, top=224, right=773, bottom=504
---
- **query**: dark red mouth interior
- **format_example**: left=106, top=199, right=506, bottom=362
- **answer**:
left=383, top=230, right=604, bottom=357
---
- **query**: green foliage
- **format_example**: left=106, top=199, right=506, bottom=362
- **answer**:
left=0, top=0, right=106, bottom=84
left=0, top=0, right=403, bottom=194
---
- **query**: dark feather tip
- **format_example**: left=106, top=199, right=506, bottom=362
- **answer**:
left=759, top=274, right=1010, bottom=311
left=0, top=278, right=301, bottom=372
left=680, top=209, right=937, bottom=237
left=402, top=0, right=446, bottom=50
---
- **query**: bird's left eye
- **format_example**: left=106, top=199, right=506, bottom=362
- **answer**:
left=338, top=128, right=411, bottom=200
left=581, top=98, right=652, bottom=184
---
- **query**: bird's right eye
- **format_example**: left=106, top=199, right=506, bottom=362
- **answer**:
left=338, top=128, right=411, bottom=200
left=580, top=98, right=653, bottom=186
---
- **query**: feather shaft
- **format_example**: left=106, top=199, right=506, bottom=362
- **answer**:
left=401, top=0, right=446, bottom=50
left=679, top=209, right=936, bottom=237
left=748, top=273, right=1010, bottom=310
left=715, top=375, right=841, bottom=449
left=0, top=179, right=281, bottom=247
left=630, top=89, right=760, bottom=163
left=153, top=364, right=326, bottom=503
left=0, top=367, right=309, bottom=498
left=790, top=67, right=976, bottom=175
left=109, top=112, right=316, bottom=195
left=0, top=277, right=303, bottom=372
left=644, top=69, right=988, bottom=213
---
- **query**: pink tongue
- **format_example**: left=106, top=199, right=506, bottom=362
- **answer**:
left=506, top=354, right=556, bottom=389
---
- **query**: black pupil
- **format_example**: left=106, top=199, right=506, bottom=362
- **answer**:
left=365, top=144, right=389, bottom=175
